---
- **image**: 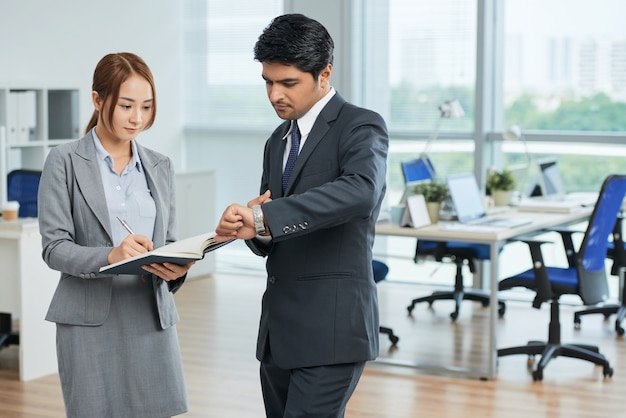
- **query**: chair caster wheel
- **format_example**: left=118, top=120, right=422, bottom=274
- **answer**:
left=616, top=324, right=624, bottom=336
left=604, top=366, right=614, bottom=378
left=390, top=336, right=399, bottom=345
left=406, top=305, right=414, bottom=314
left=450, top=312, right=459, bottom=320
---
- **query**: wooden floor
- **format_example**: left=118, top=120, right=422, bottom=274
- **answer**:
left=1, top=272, right=625, bottom=417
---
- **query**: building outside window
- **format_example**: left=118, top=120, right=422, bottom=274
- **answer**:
left=502, top=0, right=626, bottom=193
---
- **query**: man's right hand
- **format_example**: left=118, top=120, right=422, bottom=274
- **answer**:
left=214, top=203, right=256, bottom=242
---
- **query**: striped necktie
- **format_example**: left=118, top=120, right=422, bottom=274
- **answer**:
left=282, top=120, right=300, bottom=192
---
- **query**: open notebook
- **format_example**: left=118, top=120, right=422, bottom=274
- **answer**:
left=447, top=173, right=532, bottom=228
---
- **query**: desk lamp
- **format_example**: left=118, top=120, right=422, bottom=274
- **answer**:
left=503, top=124, right=532, bottom=165
left=421, top=99, right=465, bottom=177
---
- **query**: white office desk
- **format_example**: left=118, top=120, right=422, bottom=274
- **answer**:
left=375, top=207, right=593, bottom=380
left=0, top=219, right=58, bottom=381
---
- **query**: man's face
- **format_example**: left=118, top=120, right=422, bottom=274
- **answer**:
left=261, top=62, right=332, bottom=120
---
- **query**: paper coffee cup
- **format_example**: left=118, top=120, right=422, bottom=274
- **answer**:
left=2, top=201, right=20, bottom=221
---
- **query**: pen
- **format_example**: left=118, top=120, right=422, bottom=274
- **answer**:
left=116, top=216, right=135, bottom=235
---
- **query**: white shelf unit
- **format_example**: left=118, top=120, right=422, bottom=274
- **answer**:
left=0, top=87, right=80, bottom=201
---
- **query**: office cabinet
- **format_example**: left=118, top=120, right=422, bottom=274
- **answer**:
left=0, top=87, right=79, bottom=201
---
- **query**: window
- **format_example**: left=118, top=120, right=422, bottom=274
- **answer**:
left=385, top=0, right=478, bottom=204
left=388, top=0, right=477, bottom=133
left=502, top=0, right=626, bottom=194
left=504, top=0, right=626, bottom=131
left=182, top=0, right=283, bottom=130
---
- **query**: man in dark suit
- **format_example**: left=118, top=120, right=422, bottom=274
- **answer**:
left=215, top=13, right=388, bottom=418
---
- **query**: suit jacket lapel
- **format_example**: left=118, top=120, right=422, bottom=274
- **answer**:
left=137, top=145, right=166, bottom=246
left=270, top=123, right=289, bottom=197
left=70, top=134, right=167, bottom=246
left=283, top=93, right=346, bottom=195
left=72, top=133, right=113, bottom=240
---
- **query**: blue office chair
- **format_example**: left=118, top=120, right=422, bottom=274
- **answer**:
left=407, top=241, right=492, bottom=320
left=7, top=169, right=42, bottom=218
left=497, top=174, right=626, bottom=381
left=573, top=216, right=626, bottom=335
left=401, top=158, right=493, bottom=320
left=373, top=259, right=399, bottom=345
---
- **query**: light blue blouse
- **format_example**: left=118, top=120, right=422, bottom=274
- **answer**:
left=91, top=128, right=156, bottom=246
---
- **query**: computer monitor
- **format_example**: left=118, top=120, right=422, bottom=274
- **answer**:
left=401, top=157, right=435, bottom=184
left=399, top=157, right=435, bottom=203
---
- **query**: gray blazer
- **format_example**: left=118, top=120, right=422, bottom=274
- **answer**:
left=248, top=92, right=389, bottom=369
left=38, top=131, right=182, bottom=329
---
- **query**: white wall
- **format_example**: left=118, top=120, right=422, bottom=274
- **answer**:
left=0, top=1, right=363, bottom=228
left=0, top=1, right=185, bottom=169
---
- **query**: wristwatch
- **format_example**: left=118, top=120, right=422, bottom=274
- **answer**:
left=252, top=205, right=266, bottom=235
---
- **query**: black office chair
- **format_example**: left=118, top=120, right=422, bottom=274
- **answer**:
left=401, top=158, right=493, bottom=320
left=0, top=314, right=19, bottom=351
left=407, top=241, right=492, bottom=320
left=573, top=216, right=626, bottom=335
left=373, top=259, right=399, bottom=345
left=7, top=169, right=42, bottom=218
left=497, top=174, right=626, bottom=381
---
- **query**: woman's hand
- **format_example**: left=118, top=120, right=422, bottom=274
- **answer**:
left=107, top=234, right=153, bottom=265
left=141, top=261, right=195, bottom=281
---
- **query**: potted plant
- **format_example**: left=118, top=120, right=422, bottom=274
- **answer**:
left=413, top=180, right=449, bottom=223
left=486, top=168, right=516, bottom=206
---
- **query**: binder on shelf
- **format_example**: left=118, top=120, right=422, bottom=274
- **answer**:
left=7, top=90, right=36, bottom=144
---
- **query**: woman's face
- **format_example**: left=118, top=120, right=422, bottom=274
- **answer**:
left=93, top=74, right=154, bottom=143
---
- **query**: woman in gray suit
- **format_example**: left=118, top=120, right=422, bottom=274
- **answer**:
left=38, top=52, right=192, bottom=418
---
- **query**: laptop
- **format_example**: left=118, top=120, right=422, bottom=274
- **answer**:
left=447, top=173, right=532, bottom=228
left=517, top=159, right=597, bottom=211
left=402, top=157, right=435, bottom=184
left=537, top=158, right=598, bottom=204
left=399, top=157, right=435, bottom=203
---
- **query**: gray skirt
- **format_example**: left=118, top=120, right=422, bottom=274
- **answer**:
left=56, top=275, right=188, bottom=418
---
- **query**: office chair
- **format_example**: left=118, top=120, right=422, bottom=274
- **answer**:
left=497, top=174, right=626, bottom=381
left=407, top=241, right=491, bottom=320
left=573, top=216, right=626, bottom=335
left=373, top=259, right=399, bottom=345
left=0, top=313, right=19, bottom=351
left=401, top=157, right=493, bottom=321
left=0, top=170, right=40, bottom=352
left=7, top=169, right=42, bottom=218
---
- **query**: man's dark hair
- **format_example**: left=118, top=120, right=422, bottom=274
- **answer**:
left=254, top=14, right=334, bottom=79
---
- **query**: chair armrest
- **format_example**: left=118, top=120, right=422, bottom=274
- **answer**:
left=516, top=238, right=554, bottom=308
left=546, top=226, right=583, bottom=268
left=509, top=236, right=552, bottom=246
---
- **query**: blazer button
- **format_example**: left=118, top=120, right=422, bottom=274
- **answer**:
left=269, top=276, right=276, bottom=284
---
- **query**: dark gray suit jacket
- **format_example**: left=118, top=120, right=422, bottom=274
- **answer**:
left=38, top=132, right=183, bottom=330
left=248, top=92, right=389, bottom=369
